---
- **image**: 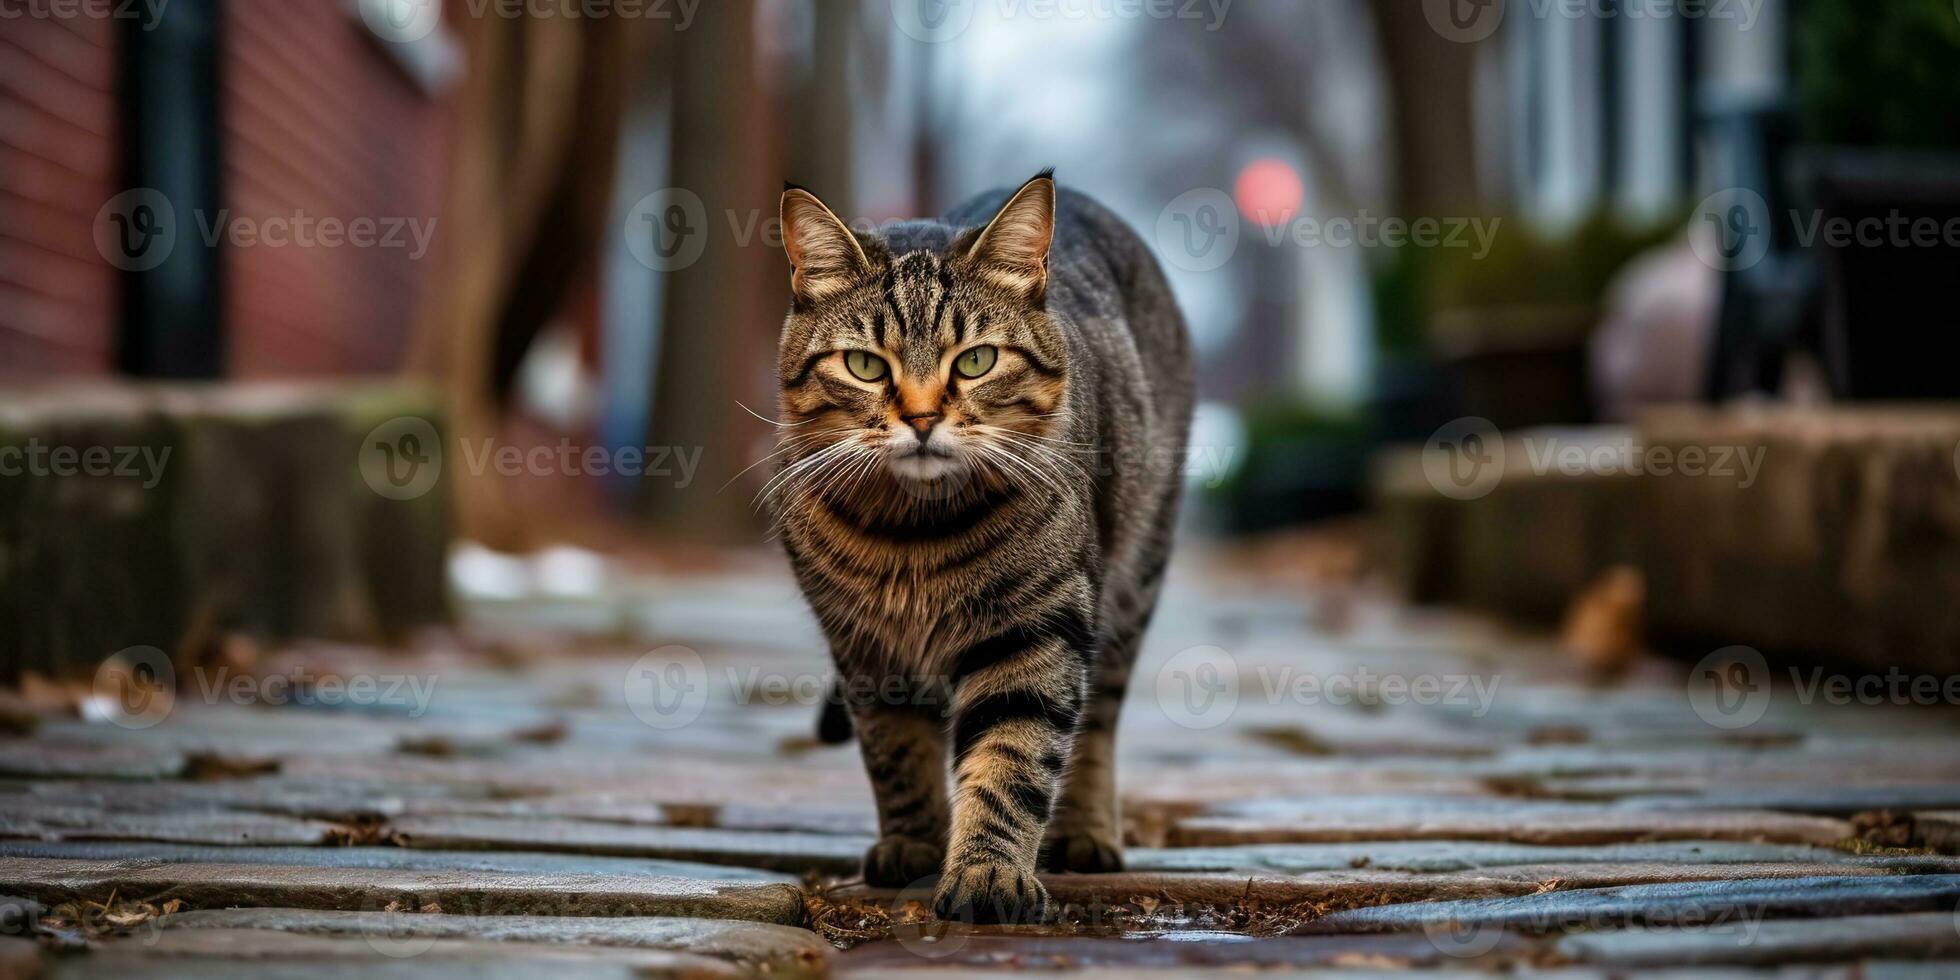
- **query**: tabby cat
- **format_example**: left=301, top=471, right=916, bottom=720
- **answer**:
left=770, top=171, right=1193, bottom=922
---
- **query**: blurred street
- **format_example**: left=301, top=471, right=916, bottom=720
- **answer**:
left=6, top=548, right=1960, bottom=975
left=7, top=0, right=1960, bottom=973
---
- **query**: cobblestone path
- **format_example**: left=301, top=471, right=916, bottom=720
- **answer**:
left=5, top=550, right=1960, bottom=976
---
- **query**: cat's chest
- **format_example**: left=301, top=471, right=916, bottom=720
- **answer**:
left=851, top=572, right=972, bottom=668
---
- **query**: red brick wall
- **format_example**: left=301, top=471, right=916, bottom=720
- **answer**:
left=221, top=0, right=455, bottom=377
left=0, top=2, right=455, bottom=381
left=0, top=16, right=119, bottom=380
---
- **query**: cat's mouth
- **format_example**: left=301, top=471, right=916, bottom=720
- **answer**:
left=887, top=444, right=963, bottom=481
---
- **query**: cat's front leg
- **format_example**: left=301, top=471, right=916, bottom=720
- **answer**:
left=933, top=615, right=1089, bottom=924
left=846, top=680, right=952, bottom=887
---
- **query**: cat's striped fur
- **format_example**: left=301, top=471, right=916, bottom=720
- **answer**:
left=770, top=173, right=1192, bottom=922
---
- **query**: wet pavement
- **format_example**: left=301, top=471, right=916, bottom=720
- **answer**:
left=4, top=547, right=1960, bottom=976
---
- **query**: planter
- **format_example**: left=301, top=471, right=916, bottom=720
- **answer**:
left=1430, top=305, right=1598, bottom=430
left=1792, top=148, right=1960, bottom=400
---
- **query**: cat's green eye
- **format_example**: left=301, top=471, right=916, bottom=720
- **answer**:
left=954, top=345, right=998, bottom=379
left=843, top=350, right=889, bottom=382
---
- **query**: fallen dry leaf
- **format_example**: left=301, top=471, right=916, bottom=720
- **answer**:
left=1560, top=565, right=1646, bottom=676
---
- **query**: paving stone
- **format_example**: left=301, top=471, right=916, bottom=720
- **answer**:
left=0, top=803, right=338, bottom=846
left=1622, top=788, right=1960, bottom=816
left=51, top=930, right=739, bottom=979
left=0, top=778, right=414, bottom=823
left=831, top=870, right=1545, bottom=913
left=155, top=908, right=828, bottom=973
left=31, top=712, right=405, bottom=758
left=0, top=841, right=796, bottom=883
left=1126, top=840, right=1958, bottom=875
left=1174, top=796, right=1854, bottom=847
left=0, top=856, right=807, bottom=923
left=1448, top=861, right=1946, bottom=890
left=1557, top=911, right=1960, bottom=967
left=830, top=930, right=1536, bottom=972
left=0, top=742, right=185, bottom=780
left=843, top=864, right=1938, bottom=929
left=395, top=794, right=880, bottom=836
left=1299, top=874, right=1960, bottom=935
left=1860, top=965, right=1960, bottom=980
left=1115, top=762, right=1494, bottom=808
left=14, top=551, right=1960, bottom=975
left=283, top=753, right=873, bottom=805
left=1526, top=779, right=1960, bottom=812
left=386, top=814, right=869, bottom=874
left=1914, top=812, right=1960, bottom=853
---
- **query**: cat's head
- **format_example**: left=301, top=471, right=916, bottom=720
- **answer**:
left=773, top=172, right=1070, bottom=498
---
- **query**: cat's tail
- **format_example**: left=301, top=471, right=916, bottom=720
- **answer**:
left=815, top=677, right=854, bottom=743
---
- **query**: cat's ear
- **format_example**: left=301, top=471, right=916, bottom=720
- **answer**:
left=967, top=170, right=1055, bottom=302
left=780, top=184, right=870, bottom=306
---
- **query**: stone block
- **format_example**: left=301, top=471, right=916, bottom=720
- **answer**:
left=0, top=383, right=451, bottom=682
left=1638, top=407, right=1960, bottom=674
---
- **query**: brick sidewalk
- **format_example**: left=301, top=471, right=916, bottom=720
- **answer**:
left=4, top=550, right=1960, bottom=976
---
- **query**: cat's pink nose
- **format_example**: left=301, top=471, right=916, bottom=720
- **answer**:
left=903, top=413, right=940, bottom=438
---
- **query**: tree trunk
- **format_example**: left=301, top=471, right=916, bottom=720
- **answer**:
left=1367, top=0, right=1485, bottom=215
left=640, top=0, right=782, bottom=540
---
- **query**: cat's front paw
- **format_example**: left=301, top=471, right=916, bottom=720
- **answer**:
left=931, top=861, right=1049, bottom=924
left=863, top=834, right=945, bottom=888
left=1042, top=828, right=1124, bottom=873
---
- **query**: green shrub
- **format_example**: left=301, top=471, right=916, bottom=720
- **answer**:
left=1795, top=0, right=1960, bottom=148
